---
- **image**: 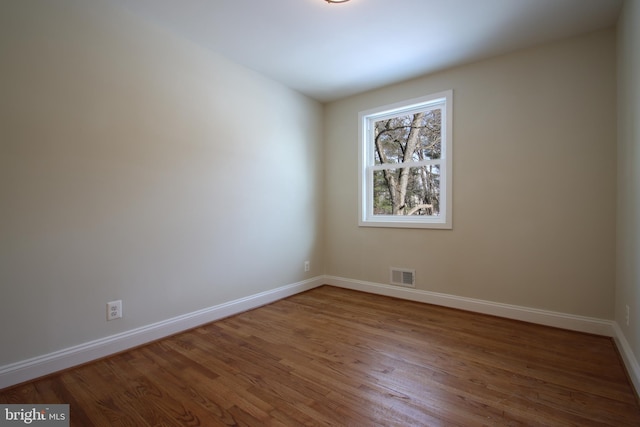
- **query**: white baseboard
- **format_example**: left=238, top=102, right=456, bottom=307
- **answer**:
left=325, top=276, right=615, bottom=336
left=0, top=277, right=324, bottom=390
left=612, top=322, right=640, bottom=397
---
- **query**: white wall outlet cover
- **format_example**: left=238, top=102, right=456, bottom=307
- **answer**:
left=107, top=300, right=122, bottom=321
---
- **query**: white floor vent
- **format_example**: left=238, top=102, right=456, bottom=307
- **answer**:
left=390, top=268, right=415, bottom=288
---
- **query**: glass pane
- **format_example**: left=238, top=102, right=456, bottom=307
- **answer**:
left=374, top=108, right=441, bottom=165
left=373, top=165, right=441, bottom=216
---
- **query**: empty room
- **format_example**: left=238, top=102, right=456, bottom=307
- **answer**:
left=1, top=0, right=639, bottom=425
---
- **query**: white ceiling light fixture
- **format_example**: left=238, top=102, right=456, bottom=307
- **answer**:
left=325, top=0, right=350, bottom=3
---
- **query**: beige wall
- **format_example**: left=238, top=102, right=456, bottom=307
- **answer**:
left=0, top=0, right=323, bottom=366
left=617, top=0, right=640, bottom=361
left=324, top=30, right=616, bottom=318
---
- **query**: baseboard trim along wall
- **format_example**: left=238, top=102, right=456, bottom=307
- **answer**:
left=2, top=275, right=638, bottom=397
left=325, top=276, right=639, bottom=396
left=612, top=322, right=640, bottom=397
left=325, top=276, right=614, bottom=335
left=0, top=277, right=325, bottom=390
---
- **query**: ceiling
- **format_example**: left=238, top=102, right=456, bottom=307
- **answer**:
left=109, top=0, right=622, bottom=102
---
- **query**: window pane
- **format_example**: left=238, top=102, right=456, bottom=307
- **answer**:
left=372, top=165, right=440, bottom=216
left=374, top=109, right=441, bottom=165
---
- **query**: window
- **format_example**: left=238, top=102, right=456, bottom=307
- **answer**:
left=359, top=90, right=452, bottom=229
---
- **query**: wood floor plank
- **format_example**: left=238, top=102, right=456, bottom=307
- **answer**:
left=1, top=285, right=639, bottom=426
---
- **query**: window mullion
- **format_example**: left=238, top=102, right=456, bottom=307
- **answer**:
left=371, top=159, right=441, bottom=171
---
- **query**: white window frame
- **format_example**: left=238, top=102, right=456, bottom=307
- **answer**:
left=358, top=90, right=453, bottom=229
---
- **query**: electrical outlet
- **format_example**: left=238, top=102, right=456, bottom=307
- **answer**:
left=626, top=305, right=630, bottom=326
left=304, top=261, right=310, bottom=272
left=107, top=300, right=122, bottom=321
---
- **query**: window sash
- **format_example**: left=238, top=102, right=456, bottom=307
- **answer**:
left=365, top=162, right=446, bottom=217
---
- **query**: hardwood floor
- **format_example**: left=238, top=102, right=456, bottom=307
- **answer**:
left=1, top=285, right=639, bottom=426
